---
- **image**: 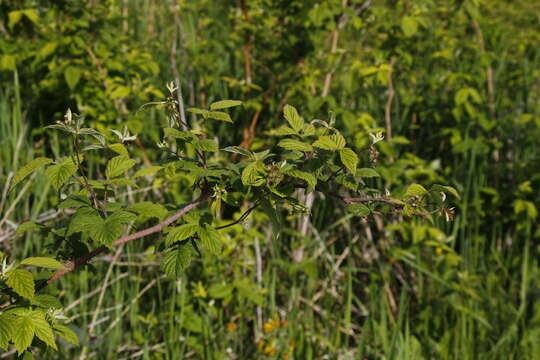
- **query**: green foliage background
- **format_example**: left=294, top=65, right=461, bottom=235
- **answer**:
left=1, top=0, right=540, bottom=358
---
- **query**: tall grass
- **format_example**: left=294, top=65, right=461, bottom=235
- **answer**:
left=1, top=1, right=540, bottom=359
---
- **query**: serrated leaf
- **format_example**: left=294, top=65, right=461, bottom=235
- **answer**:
left=12, top=315, right=35, bottom=354
left=86, top=216, right=124, bottom=247
left=108, top=143, right=128, bottom=156
left=64, top=66, right=81, bottom=90
left=222, top=146, right=253, bottom=159
left=161, top=244, right=192, bottom=277
left=197, top=226, right=222, bottom=255
left=0, top=314, right=15, bottom=350
left=128, top=202, right=168, bottom=220
left=163, top=127, right=195, bottom=140
left=357, top=168, right=379, bottom=178
left=285, top=169, right=317, bottom=193
left=270, top=126, right=297, bottom=136
left=335, top=173, right=358, bottom=192
left=347, top=203, right=371, bottom=217
left=165, top=223, right=199, bottom=246
left=312, top=136, right=340, bottom=151
left=20, top=257, right=66, bottom=270
left=241, top=162, right=265, bottom=186
left=53, top=324, right=79, bottom=346
left=207, top=111, right=232, bottom=123
left=339, top=148, right=358, bottom=175
left=405, top=184, right=428, bottom=197
left=67, top=207, right=101, bottom=236
left=11, top=157, right=53, bottom=189
left=331, top=133, right=346, bottom=150
left=30, top=294, right=62, bottom=309
left=278, top=139, right=313, bottom=152
left=210, top=100, right=242, bottom=110
left=15, top=221, right=43, bottom=237
left=6, top=269, right=35, bottom=299
left=106, top=155, right=136, bottom=178
left=79, top=128, right=106, bottom=145
left=194, top=139, right=218, bottom=152
left=58, top=194, right=91, bottom=209
left=283, top=104, right=304, bottom=132
left=31, top=310, right=57, bottom=350
left=45, top=158, right=78, bottom=191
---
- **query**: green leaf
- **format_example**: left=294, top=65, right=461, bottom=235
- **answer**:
left=106, top=155, right=136, bottom=178
left=283, top=104, right=304, bottom=132
left=197, top=226, right=222, bottom=255
left=285, top=169, right=317, bottom=193
left=15, top=221, right=43, bottom=237
left=20, top=257, right=66, bottom=270
left=194, top=139, right=218, bottom=152
left=108, top=143, right=128, bottom=156
left=86, top=216, right=125, bottom=247
left=431, top=184, right=460, bottom=199
left=210, top=100, right=242, bottom=110
left=405, top=184, right=428, bottom=197
left=134, top=166, right=163, bottom=178
left=401, top=16, right=418, bottom=37
left=110, top=85, right=130, bottom=99
left=208, top=283, right=233, bottom=299
left=161, top=244, right=192, bottom=278
left=8, top=10, right=23, bottom=28
left=64, top=66, right=81, bottom=90
left=357, top=168, right=379, bottom=178
left=127, top=202, right=168, bottom=220
left=222, top=146, right=253, bottom=159
left=30, top=294, right=62, bottom=309
left=187, top=107, right=207, bottom=115
left=207, top=111, right=232, bottom=123
left=53, top=324, right=79, bottom=346
left=347, top=203, right=371, bottom=217
left=12, top=315, right=34, bottom=355
left=261, top=200, right=282, bottom=241
left=241, top=162, right=265, bottom=187
left=67, top=207, right=101, bottom=236
left=31, top=310, right=57, bottom=350
left=11, top=157, right=53, bottom=189
left=0, top=314, right=15, bottom=350
left=45, top=158, right=78, bottom=191
left=339, top=148, right=359, bottom=175
left=312, top=135, right=345, bottom=151
left=165, top=223, right=199, bottom=246
left=278, top=139, right=313, bottom=152
left=163, top=127, right=195, bottom=140
left=5, top=269, right=35, bottom=299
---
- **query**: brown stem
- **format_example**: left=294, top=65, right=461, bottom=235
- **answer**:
left=37, top=191, right=211, bottom=292
left=385, top=58, right=396, bottom=142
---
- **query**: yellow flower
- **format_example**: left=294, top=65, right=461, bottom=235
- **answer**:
left=226, top=322, right=237, bottom=332
left=281, top=320, right=289, bottom=328
left=283, top=352, right=290, bottom=359
left=263, top=322, right=274, bottom=333
left=264, top=345, right=277, bottom=355
left=257, top=340, right=265, bottom=350
left=435, top=247, right=443, bottom=256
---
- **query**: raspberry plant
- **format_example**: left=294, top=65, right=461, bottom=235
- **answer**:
left=0, top=83, right=457, bottom=356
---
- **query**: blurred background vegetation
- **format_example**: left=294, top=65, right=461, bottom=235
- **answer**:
left=1, top=0, right=540, bottom=358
